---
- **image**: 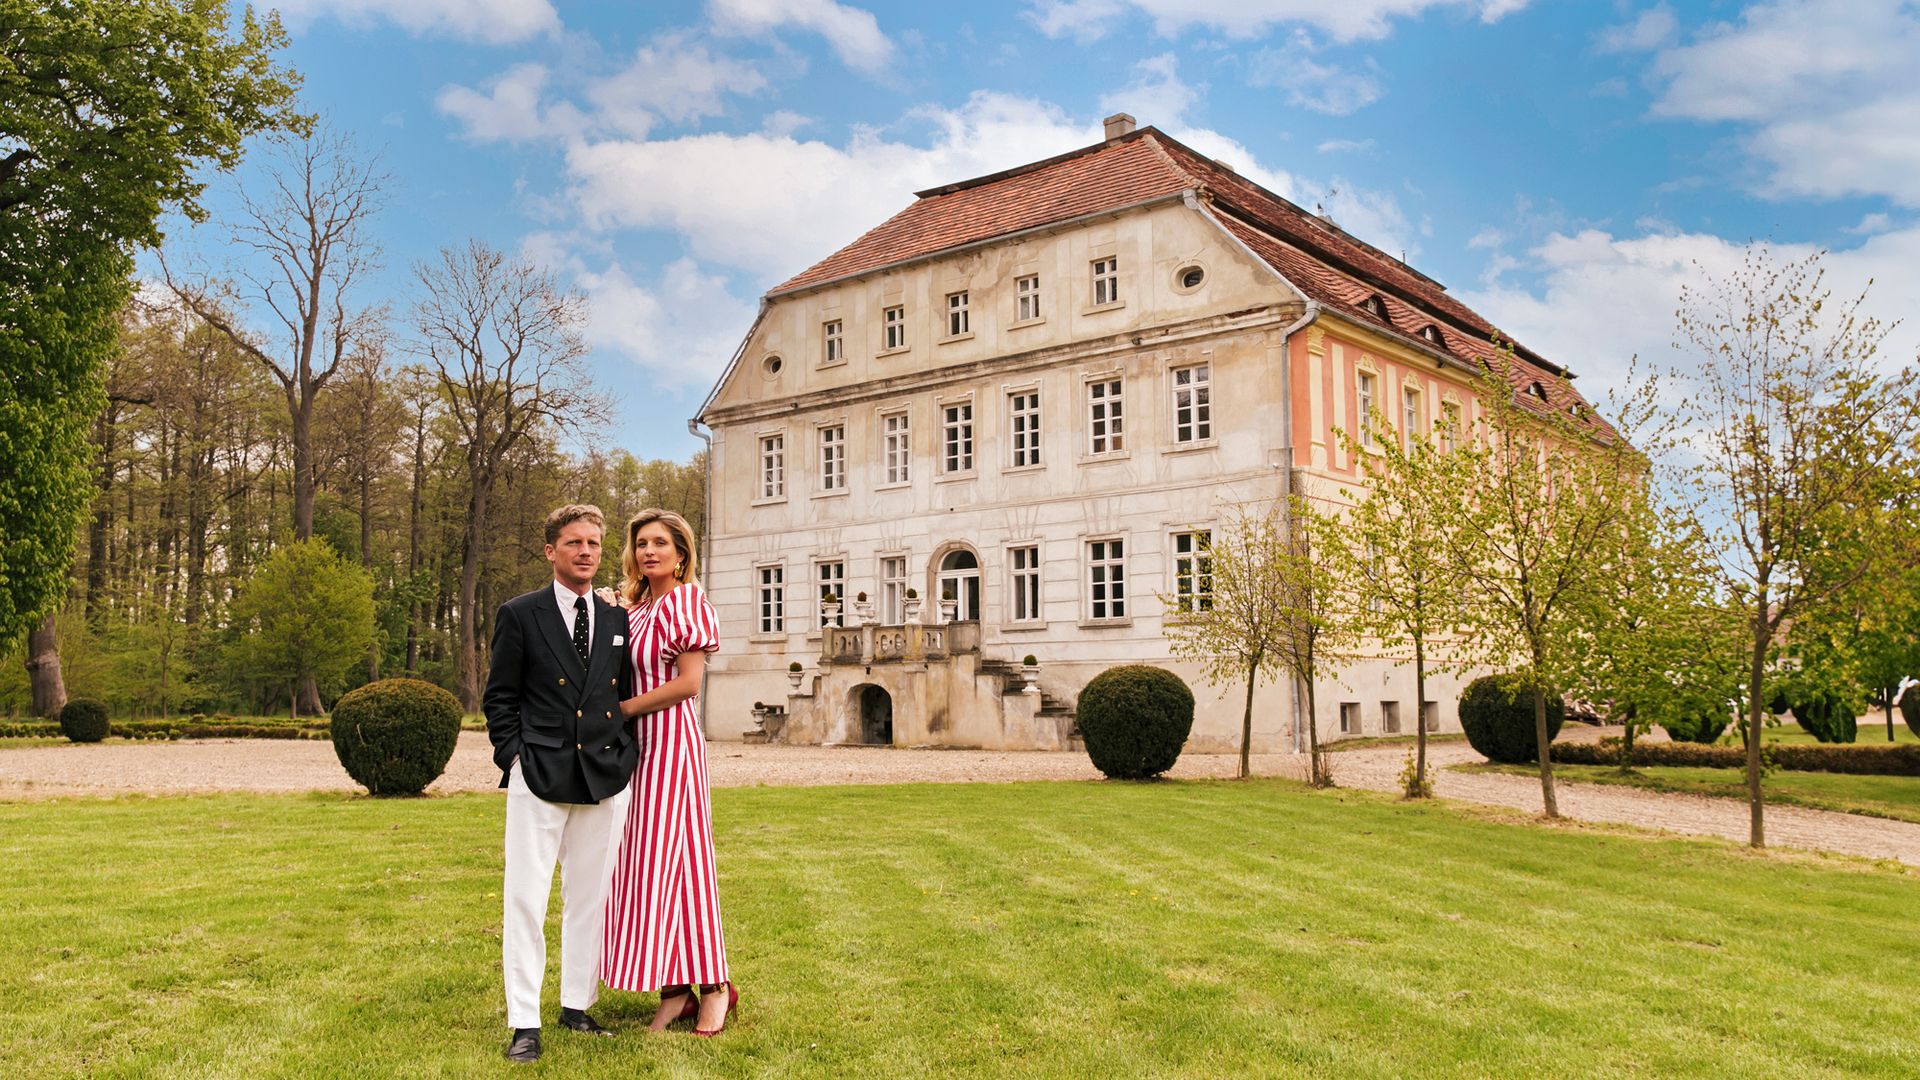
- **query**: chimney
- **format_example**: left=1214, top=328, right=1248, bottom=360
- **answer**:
left=1103, top=113, right=1136, bottom=140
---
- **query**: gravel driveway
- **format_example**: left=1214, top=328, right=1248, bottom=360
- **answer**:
left=5, top=730, right=1917, bottom=867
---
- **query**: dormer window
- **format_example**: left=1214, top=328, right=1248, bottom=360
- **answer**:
left=1527, top=381, right=1548, bottom=401
left=1361, top=294, right=1386, bottom=319
left=1421, top=324, right=1443, bottom=346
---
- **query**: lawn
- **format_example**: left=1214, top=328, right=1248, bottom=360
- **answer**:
left=1465, top=761, right=1920, bottom=825
left=1748, top=720, right=1918, bottom=747
left=3, top=781, right=1916, bottom=1078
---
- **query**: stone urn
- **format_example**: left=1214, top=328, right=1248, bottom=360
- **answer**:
left=821, top=595, right=842, bottom=624
left=939, top=597, right=958, bottom=623
left=786, top=663, right=805, bottom=691
left=902, top=592, right=923, bottom=623
left=1020, top=656, right=1041, bottom=695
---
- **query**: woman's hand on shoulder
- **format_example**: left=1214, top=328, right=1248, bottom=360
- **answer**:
left=595, top=586, right=626, bottom=609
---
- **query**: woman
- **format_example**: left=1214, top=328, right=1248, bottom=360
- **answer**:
left=600, top=508, right=738, bottom=1036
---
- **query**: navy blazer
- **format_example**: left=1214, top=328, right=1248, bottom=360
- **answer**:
left=482, top=586, right=636, bottom=804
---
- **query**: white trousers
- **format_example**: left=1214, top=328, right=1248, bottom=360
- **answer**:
left=502, top=761, right=630, bottom=1029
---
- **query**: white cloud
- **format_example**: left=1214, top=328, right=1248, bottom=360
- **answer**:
left=561, top=90, right=1419, bottom=282
left=709, top=0, right=895, bottom=74
left=1317, top=138, right=1375, bottom=153
left=588, top=32, right=769, bottom=139
left=1596, top=5, right=1677, bottom=53
left=1458, top=226, right=1920, bottom=395
left=1026, top=0, right=1527, bottom=43
left=571, top=257, right=760, bottom=388
left=436, top=63, right=587, bottom=143
left=268, top=0, right=558, bottom=44
left=1648, top=0, right=1920, bottom=204
left=1249, top=47, right=1385, bottom=115
left=1098, top=54, right=1201, bottom=128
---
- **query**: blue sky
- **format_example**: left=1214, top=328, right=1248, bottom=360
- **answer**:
left=165, top=0, right=1920, bottom=461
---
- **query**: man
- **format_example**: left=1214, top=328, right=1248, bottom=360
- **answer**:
left=484, top=504, right=638, bottom=1063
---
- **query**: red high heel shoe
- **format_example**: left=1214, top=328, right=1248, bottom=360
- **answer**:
left=649, top=985, right=698, bottom=1032
left=690, top=982, right=739, bottom=1037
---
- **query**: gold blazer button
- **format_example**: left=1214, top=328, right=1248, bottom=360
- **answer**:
left=558, top=678, right=566, bottom=685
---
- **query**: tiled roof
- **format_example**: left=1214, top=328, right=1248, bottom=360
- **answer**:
left=767, top=127, right=1607, bottom=432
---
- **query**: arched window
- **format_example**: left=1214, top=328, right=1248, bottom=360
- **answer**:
left=936, top=548, right=981, bottom=622
left=1360, top=294, right=1386, bottom=319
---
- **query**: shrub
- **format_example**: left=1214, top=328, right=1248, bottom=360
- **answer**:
left=1023, top=654, right=1038, bottom=667
left=1554, top=738, right=1920, bottom=776
left=1076, top=665, right=1194, bottom=780
left=1792, top=691, right=1858, bottom=744
left=329, top=678, right=462, bottom=796
left=1458, top=674, right=1565, bottom=764
left=1901, top=691, right=1920, bottom=740
left=58, top=698, right=110, bottom=743
left=1660, top=709, right=1730, bottom=745
left=789, top=661, right=803, bottom=672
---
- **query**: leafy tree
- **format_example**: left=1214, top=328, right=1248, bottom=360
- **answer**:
left=1672, top=248, right=1920, bottom=847
left=225, top=538, right=375, bottom=717
left=1450, top=351, right=1638, bottom=818
left=1337, top=400, right=1473, bottom=796
left=0, top=0, right=301, bottom=708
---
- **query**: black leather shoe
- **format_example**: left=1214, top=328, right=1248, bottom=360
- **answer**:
left=558, top=1008, right=614, bottom=1037
left=505, top=1027, right=541, bottom=1062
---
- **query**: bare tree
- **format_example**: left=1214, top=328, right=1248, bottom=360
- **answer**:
left=413, top=240, right=607, bottom=710
left=1673, top=248, right=1920, bottom=848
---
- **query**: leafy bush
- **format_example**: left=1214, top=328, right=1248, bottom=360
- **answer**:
left=329, top=678, right=462, bottom=796
left=1660, top=709, right=1730, bottom=745
left=1076, top=665, right=1194, bottom=780
left=0, top=721, right=62, bottom=738
left=1553, top=738, right=1920, bottom=776
left=1792, top=692, right=1858, bottom=744
left=1901, top=691, right=1920, bottom=739
left=1458, top=674, right=1564, bottom=764
left=58, top=698, right=110, bottom=743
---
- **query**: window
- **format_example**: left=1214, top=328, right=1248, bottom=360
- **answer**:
left=1176, top=265, right=1205, bottom=290
left=1423, top=701, right=1439, bottom=732
left=757, top=565, right=785, bottom=634
left=1087, top=378, right=1125, bottom=454
left=1357, top=370, right=1378, bottom=447
left=1402, top=385, right=1422, bottom=449
left=1421, top=324, right=1443, bottom=347
left=1172, top=364, right=1211, bottom=443
left=1172, top=530, right=1212, bottom=613
left=816, top=560, right=845, bottom=627
left=1365, top=540, right=1385, bottom=614
left=1361, top=294, right=1386, bottom=319
left=1092, top=257, right=1118, bottom=306
left=818, top=424, right=845, bottom=491
left=1009, top=390, right=1042, bottom=468
left=883, top=412, right=910, bottom=485
left=1527, top=381, right=1548, bottom=401
left=1010, top=544, right=1041, bottom=622
left=822, top=320, right=843, bottom=364
left=1088, top=538, right=1126, bottom=620
left=880, top=556, right=907, bottom=624
left=883, top=304, right=905, bottom=350
left=942, top=402, right=974, bottom=473
left=1441, top=400, right=1461, bottom=454
left=1340, top=702, right=1362, bottom=734
left=946, top=291, right=969, bottom=337
left=1016, top=274, right=1041, bottom=321
left=759, top=434, right=785, bottom=499
left=1382, top=701, right=1401, bottom=734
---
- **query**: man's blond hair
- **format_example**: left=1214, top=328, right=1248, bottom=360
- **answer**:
left=543, top=504, right=605, bottom=546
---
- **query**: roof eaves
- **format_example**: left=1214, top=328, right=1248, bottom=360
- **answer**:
left=695, top=301, right=770, bottom=424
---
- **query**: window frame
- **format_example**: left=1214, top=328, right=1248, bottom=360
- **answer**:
left=1090, top=256, right=1120, bottom=308
left=822, top=319, right=844, bottom=366
left=1086, top=375, right=1126, bottom=456
left=1339, top=702, right=1362, bottom=735
left=882, top=304, right=906, bottom=352
left=879, top=554, right=908, bottom=625
left=940, top=399, right=975, bottom=476
left=815, top=558, right=845, bottom=629
left=1170, top=529, right=1213, bottom=615
left=1008, top=543, right=1042, bottom=625
left=1401, top=383, right=1422, bottom=450
left=1008, top=388, right=1042, bottom=469
left=1084, top=535, right=1128, bottom=623
left=1356, top=368, right=1379, bottom=449
left=755, top=563, right=786, bottom=636
left=816, top=422, right=846, bottom=494
left=756, top=432, right=786, bottom=502
left=1014, top=273, right=1042, bottom=323
left=944, top=290, right=971, bottom=339
left=880, top=409, right=911, bottom=487
left=1171, top=362, right=1213, bottom=445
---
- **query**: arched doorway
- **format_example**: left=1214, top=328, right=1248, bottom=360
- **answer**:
left=858, top=685, right=893, bottom=745
left=936, top=548, right=981, bottom=621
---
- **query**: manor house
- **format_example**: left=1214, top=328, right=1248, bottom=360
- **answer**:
left=691, top=115, right=1602, bottom=751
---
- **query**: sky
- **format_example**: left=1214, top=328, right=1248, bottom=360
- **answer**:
left=161, top=0, right=1920, bottom=462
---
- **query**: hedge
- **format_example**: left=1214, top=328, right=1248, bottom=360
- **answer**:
left=1553, top=738, right=1920, bottom=777
left=1076, top=665, right=1194, bottom=780
left=330, top=678, right=463, bottom=796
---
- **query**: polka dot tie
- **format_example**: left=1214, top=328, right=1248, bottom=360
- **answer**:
left=572, top=596, right=589, bottom=667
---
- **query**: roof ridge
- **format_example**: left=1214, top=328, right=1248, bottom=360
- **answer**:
left=910, top=127, right=1160, bottom=199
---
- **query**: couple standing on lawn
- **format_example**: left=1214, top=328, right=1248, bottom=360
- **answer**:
left=483, top=503, right=736, bottom=1063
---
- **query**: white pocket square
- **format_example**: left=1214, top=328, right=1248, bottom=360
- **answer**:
left=612, top=635, right=625, bottom=645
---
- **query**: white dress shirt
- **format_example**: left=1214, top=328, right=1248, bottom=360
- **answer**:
left=553, top=579, right=594, bottom=654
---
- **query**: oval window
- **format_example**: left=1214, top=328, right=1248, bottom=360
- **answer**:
left=762, top=354, right=783, bottom=377
left=1177, top=265, right=1205, bottom=290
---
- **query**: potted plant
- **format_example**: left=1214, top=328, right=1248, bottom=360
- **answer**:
left=1020, top=654, right=1041, bottom=694
left=902, top=586, right=922, bottom=622
left=821, top=590, right=842, bottom=624
left=787, top=660, right=805, bottom=690
left=750, top=701, right=770, bottom=734
left=938, top=585, right=958, bottom=623
left=853, top=590, right=874, bottom=625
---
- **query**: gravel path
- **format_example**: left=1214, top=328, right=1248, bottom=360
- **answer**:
left=5, top=730, right=1917, bottom=867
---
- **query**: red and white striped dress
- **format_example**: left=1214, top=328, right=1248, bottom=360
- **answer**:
left=600, top=582, right=728, bottom=992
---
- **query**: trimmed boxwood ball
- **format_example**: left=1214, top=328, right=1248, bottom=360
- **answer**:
left=1792, top=691, right=1858, bottom=744
left=1902, top=690, right=1920, bottom=739
left=1459, top=673, right=1565, bottom=764
left=1076, top=665, right=1194, bottom=780
left=58, top=698, right=110, bottom=743
left=1660, top=709, right=1729, bottom=745
left=330, top=678, right=462, bottom=796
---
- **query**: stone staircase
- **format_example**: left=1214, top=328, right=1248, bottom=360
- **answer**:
left=977, top=659, right=1080, bottom=748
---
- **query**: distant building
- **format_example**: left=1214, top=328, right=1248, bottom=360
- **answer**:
left=693, top=115, right=1603, bottom=750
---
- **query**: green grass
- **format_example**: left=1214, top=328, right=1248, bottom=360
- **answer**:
left=1746, top=720, right=1919, bottom=747
left=4, top=782, right=1917, bottom=1078
left=1324, top=731, right=1470, bottom=753
left=1465, top=761, right=1920, bottom=825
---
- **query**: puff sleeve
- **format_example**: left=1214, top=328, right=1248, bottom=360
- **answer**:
left=665, top=583, right=721, bottom=658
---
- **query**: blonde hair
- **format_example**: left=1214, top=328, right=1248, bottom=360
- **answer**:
left=620, top=508, right=699, bottom=604
left=543, top=503, right=604, bottom=546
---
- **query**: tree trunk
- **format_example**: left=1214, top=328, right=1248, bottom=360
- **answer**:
left=1534, top=683, right=1559, bottom=819
left=1412, top=637, right=1428, bottom=798
left=26, top=613, right=66, bottom=718
left=1305, top=679, right=1327, bottom=787
left=405, top=408, right=425, bottom=674
left=290, top=383, right=315, bottom=541
left=457, top=471, right=491, bottom=712
left=86, top=405, right=118, bottom=623
left=1886, top=689, right=1896, bottom=743
left=1620, top=704, right=1637, bottom=773
left=1239, top=656, right=1257, bottom=780
left=1745, top=603, right=1769, bottom=849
